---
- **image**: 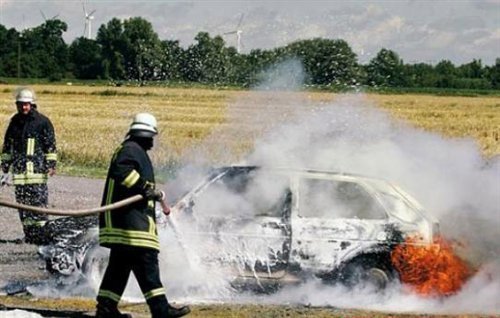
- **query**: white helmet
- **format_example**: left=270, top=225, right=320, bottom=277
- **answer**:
left=128, top=113, right=158, bottom=138
left=15, top=87, right=36, bottom=103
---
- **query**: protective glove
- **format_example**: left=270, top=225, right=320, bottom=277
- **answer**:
left=143, top=185, right=165, bottom=201
left=159, top=197, right=171, bottom=216
left=0, top=173, right=10, bottom=186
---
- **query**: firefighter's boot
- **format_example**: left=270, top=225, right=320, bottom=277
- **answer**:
left=164, top=304, right=191, bottom=318
left=149, top=297, right=190, bottom=318
left=95, top=298, right=132, bottom=318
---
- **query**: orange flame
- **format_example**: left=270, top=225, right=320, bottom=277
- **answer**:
left=391, top=235, right=473, bottom=297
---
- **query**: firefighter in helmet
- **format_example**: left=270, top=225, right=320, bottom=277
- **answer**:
left=1, top=87, right=57, bottom=244
left=96, top=113, right=190, bottom=318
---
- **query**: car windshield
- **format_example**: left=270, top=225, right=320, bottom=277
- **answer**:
left=299, top=178, right=386, bottom=219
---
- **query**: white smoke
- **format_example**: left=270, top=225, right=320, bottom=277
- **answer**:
left=158, top=59, right=499, bottom=314
left=0, top=310, right=43, bottom=317
left=245, top=93, right=500, bottom=267
left=253, top=58, right=306, bottom=91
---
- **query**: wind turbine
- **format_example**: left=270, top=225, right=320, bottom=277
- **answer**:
left=40, top=10, right=59, bottom=22
left=224, top=13, right=244, bottom=54
left=82, top=2, right=96, bottom=39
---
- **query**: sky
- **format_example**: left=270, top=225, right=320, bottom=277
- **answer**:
left=0, top=0, right=499, bottom=65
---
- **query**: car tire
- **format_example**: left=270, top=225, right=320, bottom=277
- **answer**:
left=337, top=255, right=397, bottom=290
left=363, top=267, right=391, bottom=289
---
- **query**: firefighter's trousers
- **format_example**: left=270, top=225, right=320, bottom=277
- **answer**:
left=15, top=184, right=49, bottom=245
left=97, top=247, right=170, bottom=316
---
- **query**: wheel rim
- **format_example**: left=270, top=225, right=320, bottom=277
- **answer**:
left=365, top=268, right=390, bottom=289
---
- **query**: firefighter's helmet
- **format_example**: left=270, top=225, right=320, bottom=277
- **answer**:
left=128, top=113, right=158, bottom=138
left=15, top=87, right=36, bottom=103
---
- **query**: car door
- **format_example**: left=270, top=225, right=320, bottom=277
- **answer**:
left=289, top=175, right=390, bottom=273
left=186, top=168, right=292, bottom=279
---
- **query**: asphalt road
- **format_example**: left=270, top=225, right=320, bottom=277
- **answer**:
left=0, top=175, right=104, bottom=294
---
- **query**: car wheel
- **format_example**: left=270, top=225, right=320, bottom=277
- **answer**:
left=81, top=245, right=109, bottom=290
left=364, top=267, right=391, bottom=289
left=337, top=255, right=396, bottom=290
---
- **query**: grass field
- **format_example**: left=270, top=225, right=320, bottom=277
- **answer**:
left=1, top=84, right=498, bottom=178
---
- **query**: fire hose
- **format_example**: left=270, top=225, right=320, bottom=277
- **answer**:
left=0, top=194, right=144, bottom=216
left=0, top=190, right=181, bottom=243
left=0, top=186, right=192, bottom=265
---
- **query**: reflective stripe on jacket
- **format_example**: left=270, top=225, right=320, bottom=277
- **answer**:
left=99, top=139, right=159, bottom=250
left=1, top=110, right=57, bottom=184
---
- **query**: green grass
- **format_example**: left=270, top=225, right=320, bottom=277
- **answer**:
left=362, top=86, right=500, bottom=97
left=57, top=163, right=108, bottom=179
left=2, top=77, right=499, bottom=97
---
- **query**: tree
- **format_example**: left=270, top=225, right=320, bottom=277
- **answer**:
left=403, top=63, right=438, bottom=88
left=19, top=19, right=69, bottom=79
left=0, top=25, right=21, bottom=77
left=97, top=17, right=164, bottom=81
left=224, top=46, right=248, bottom=85
left=486, top=58, right=500, bottom=89
left=121, top=17, right=164, bottom=82
left=96, top=18, right=126, bottom=80
left=366, top=48, right=405, bottom=87
left=0, top=25, right=8, bottom=76
left=69, top=37, right=102, bottom=79
left=159, top=40, right=184, bottom=81
left=285, top=38, right=359, bottom=87
left=454, top=59, right=491, bottom=89
left=458, top=59, right=483, bottom=78
left=248, top=49, right=283, bottom=84
left=182, top=32, right=230, bottom=84
left=435, top=60, right=456, bottom=88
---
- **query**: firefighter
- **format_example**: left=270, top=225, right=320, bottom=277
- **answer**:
left=96, top=113, right=190, bottom=318
left=1, top=87, right=57, bottom=245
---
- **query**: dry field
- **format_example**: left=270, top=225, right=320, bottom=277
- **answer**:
left=0, top=84, right=499, bottom=176
left=0, top=85, right=231, bottom=174
left=372, top=94, right=500, bottom=157
left=0, top=296, right=497, bottom=318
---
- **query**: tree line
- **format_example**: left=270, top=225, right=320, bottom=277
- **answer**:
left=1, top=17, right=499, bottom=89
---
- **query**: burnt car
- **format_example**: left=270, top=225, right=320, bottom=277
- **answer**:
left=164, top=166, right=440, bottom=290
left=39, top=166, right=439, bottom=291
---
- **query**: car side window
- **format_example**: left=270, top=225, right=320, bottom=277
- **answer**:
left=299, top=178, right=386, bottom=219
left=240, top=171, right=290, bottom=218
left=193, top=169, right=290, bottom=219
left=378, top=192, right=419, bottom=223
